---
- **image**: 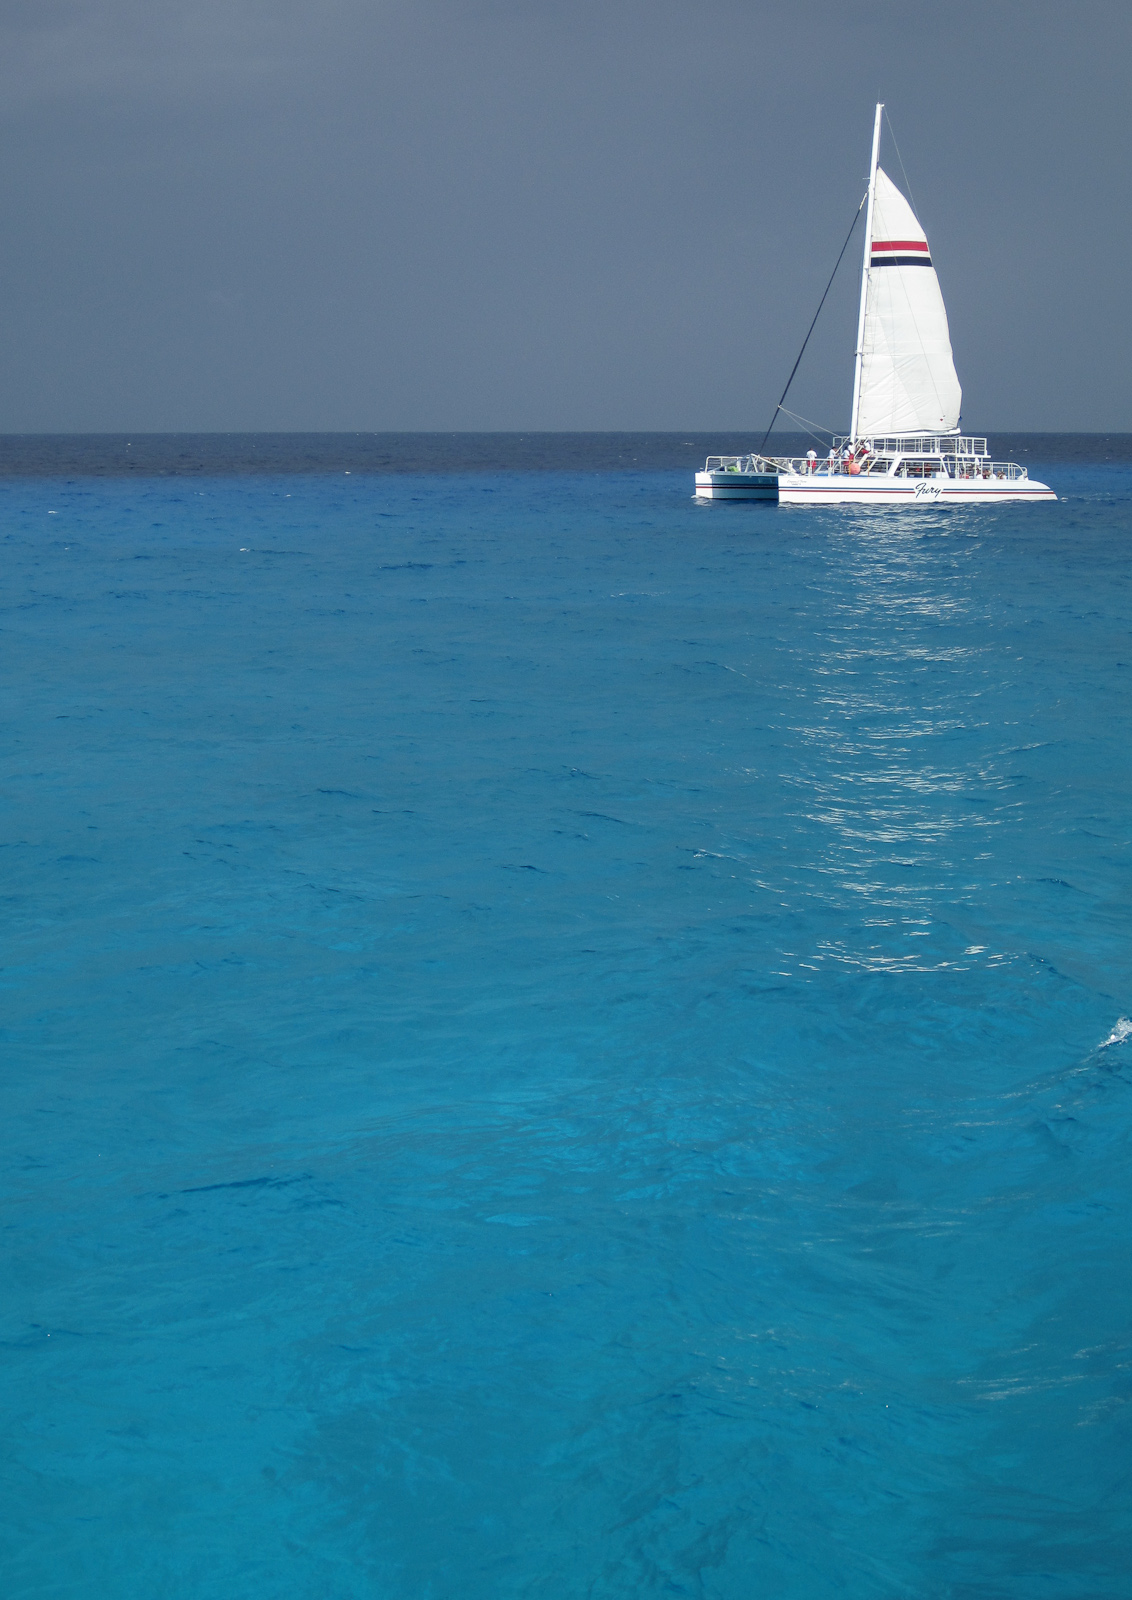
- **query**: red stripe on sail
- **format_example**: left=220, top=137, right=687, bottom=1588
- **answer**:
left=870, top=239, right=929, bottom=251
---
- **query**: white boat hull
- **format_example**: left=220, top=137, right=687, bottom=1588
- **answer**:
left=694, top=471, right=778, bottom=501
left=776, top=473, right=1055, bottom=505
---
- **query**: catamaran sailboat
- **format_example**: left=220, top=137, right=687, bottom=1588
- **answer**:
left=695, top=105, right=1054, bottom=505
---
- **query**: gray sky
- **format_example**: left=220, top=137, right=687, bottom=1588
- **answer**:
left=0, top=0, right=1129, bottom=432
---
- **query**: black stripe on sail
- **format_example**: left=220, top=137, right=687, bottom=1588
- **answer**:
left=871, top=255, right=933, bottom=267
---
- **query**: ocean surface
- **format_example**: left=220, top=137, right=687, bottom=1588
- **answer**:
left=4, top=435, right=1132, bottom=1598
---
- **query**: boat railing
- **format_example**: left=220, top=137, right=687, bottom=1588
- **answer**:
left=704, top=451, right=1026, bottom=481
left=771, top=456, right=870, bottom=476
left=947, top=459, right=1027, bottom=480
left=834, top=435, right=989, bottom=457
left=703, top=455, right=779, bottom=474
left=768, top=455, right=1028, bottom=480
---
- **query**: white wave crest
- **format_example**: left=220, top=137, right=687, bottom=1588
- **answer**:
left=1100, top=1018, right=1132, bottom=1049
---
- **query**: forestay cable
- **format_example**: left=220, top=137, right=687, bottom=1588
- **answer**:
left=758, top=193, right=867, bottom=455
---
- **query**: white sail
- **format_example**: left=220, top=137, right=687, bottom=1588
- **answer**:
left=855, top=168, right=961, bottom=436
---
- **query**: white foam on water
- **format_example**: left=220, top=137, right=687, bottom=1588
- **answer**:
left=1099, top=1017, right=1132, bottom=1049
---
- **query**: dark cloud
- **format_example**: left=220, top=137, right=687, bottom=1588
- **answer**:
left=0, top=0, right=1127, bottom=430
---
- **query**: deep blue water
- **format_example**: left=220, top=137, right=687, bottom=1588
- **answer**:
left=4, top=445, right=1132, bottom=1597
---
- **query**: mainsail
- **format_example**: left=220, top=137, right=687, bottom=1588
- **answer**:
left=854, top=167, right=962, bottom=436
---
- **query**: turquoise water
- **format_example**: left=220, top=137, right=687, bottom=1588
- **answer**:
left=4, top=457, right=1132, bottom=1597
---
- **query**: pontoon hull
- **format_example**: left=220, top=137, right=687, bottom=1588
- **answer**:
left=694, top=471, right=778, bottom=501
left=776, top=474, right=1055, bottom=505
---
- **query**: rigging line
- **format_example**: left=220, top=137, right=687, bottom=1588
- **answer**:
left=882, top=109, right=948, bottom=425
left=882, top=107, right=918, bottom=221
left=757, top=192, right=867, bottom=455
left=893, top=248, right=948, bottom=422
left=776, top=406, right=836, bottom=446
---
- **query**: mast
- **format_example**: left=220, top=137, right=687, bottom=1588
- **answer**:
left=849, top=102, right=883, bottom=441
